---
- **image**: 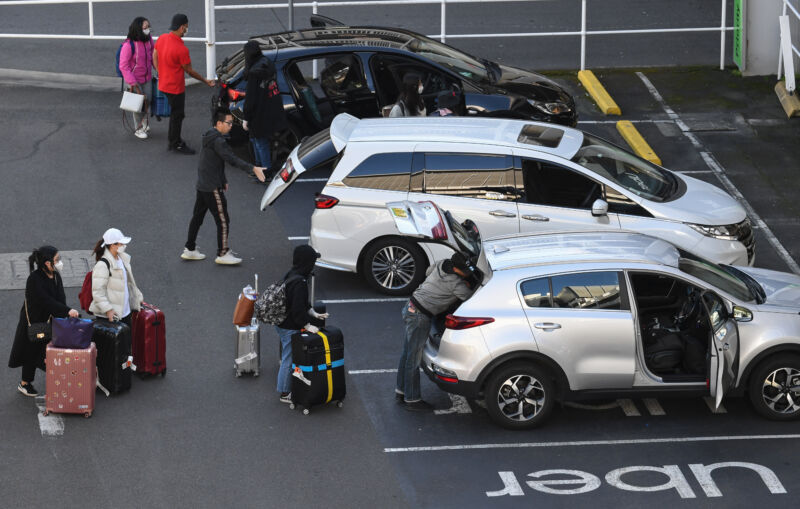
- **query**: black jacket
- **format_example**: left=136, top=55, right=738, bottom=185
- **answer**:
left=196, top=128, right=252, bottom=192
left=243, top=57, right=288, bottom=139
left=8, top=270, right=71, bottom=370
left=278, top=270, right=311, bottom=331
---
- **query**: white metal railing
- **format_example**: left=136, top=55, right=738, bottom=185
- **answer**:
left=209, top=0, right=733, bottom=78
left=0, top=0, right=735, bottom=80
left=778, top=0, right=800, bottom=80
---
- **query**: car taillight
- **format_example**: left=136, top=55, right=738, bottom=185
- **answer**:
left=422, top=200, right=448, bottom=240
left=227, top=88, right=246, bottom=101
left=279, top=160, right=294, bottom=182
left=444, top=314, right=495, bottom=330
left=315, top=193, right=339, bottom=209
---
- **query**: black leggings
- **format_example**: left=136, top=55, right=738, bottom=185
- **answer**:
left=21, top=364, right=36, bottom=384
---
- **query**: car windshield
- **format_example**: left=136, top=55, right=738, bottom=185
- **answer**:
left=678, top=250, right=754, bottom=302
left=571, top=134, right=677, bottom=202
left=404, top=36, right=491, bottom=83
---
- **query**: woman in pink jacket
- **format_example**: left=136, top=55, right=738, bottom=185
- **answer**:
left=120, top=17, right=155, bottom=139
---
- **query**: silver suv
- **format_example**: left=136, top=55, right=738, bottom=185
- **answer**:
left=388, top=201, right=800, bottom=430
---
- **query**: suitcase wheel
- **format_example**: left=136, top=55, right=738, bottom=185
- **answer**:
left=302, top=408, right=310, bottom=415
left=289, top=403, right=296, bottom=410
left=235, top=371, right=242, bottom=378
left=336, top=401, right=344, bottom=408
left=84, top=411, right=92, bottom=418
left=253, top=371, right=259, bottom=377
left=160, top=370, right=166, bottom=377
left=42, top=410, right=49, bottom=416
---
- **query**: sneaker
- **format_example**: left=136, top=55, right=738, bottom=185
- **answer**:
left=279, top=393, right=292, bottom=404
left=172, top=142, right=196, bottom=155
left=402, top=399, right=434, bottom=412
left=17, top=382, right=38, bottom=397
left=134, top=128, right=148, bottom=139
left=215, top=250, right=242, bottom=265
left=143, top=122, right=151, bottom=133
left=181, top=248, right=206, bottom=261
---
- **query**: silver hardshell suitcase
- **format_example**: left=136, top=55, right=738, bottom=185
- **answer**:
left=234, top=275, right=261, bottom=377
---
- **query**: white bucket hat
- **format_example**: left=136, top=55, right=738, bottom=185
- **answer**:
left=101, top=227, right=131, bottom=247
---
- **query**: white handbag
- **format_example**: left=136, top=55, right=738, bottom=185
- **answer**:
left=120, top=90, right=144, bottom=112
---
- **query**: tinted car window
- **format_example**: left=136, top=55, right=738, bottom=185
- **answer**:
left=424, top=153, right=520, bottom=201
left=551, top=272, right=622, bottom=310
left=603, top=185, right=653, bottom=217
left=297, top=128, right=339, bottom=171
left=521, top=277, right=552, bottom=308
left=521, top=158, right=600, bottom=208
left=343, top=152, right=412, bottom=191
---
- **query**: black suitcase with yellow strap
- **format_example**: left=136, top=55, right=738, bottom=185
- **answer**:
left=289, top=326, right=345, bottom=414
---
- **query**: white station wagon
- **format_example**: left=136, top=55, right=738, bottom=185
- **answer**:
left=262, top=114, right=754, bottom=295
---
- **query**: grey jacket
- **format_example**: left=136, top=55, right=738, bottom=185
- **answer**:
left=411, top=260, right=473, bottom=316
left=196, top=128, right=252, bottom=192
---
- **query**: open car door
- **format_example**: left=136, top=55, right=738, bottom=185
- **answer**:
left=705, top=292, right=740, bottom=408
left=386, top=200, right=490, bottom=287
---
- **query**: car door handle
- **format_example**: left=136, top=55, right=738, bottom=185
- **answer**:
left=534, top=322, right=561, bottom=330
left=522, top=214, right=550, bottom=222
left=489, top=210, right=516, bottom=218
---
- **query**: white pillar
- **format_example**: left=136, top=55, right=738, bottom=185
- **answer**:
left=741, top=0, right=785, bottom=76
left=205, top=0, right=216, bottom=80
left=441, top=0, right=446, bottom=43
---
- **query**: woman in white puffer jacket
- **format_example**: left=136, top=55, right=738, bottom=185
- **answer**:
left=89, top=228, right=144, bottom=327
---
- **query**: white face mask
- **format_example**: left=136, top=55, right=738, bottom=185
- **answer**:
left=183, top=28, right=188, bottom=37
left=143, top=28, right=151, bottom=35
left=54, top=260, right=64, bottom=272
left=418, top=84, right=424, bottom=94
left=117, top=245, right=126, bottom=254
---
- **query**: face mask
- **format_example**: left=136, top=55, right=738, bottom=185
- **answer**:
left=418, top=85, right=424, bottom=94
left=117, top=245, right=126, bottom=254
left=143, top=28, right=151, bottom=35
left=54, top=261, right=64, bottom=272
left=183, top=28, right=189, bottom=37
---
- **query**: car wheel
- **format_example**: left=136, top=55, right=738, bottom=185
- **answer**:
left=361, top=238, right=426, bottom=295
left=485, top=362, right=555, bottom=430
left=748, top=355, right=800, bottom=421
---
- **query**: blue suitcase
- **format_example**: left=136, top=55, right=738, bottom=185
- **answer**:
left=150, top=78, right=171, bottom=120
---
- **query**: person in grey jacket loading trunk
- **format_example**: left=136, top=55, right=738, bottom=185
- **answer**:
left=181, top=108, right=267, bottom=265
left=396, top=252, right=475, bottom=411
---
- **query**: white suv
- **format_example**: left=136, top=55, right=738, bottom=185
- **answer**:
left=262, top=113, right=754, bottom=295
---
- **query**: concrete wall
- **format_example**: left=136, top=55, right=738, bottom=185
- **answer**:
left=743, top=0, right=798, bottom=76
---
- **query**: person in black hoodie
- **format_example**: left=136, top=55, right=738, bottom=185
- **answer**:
left=181, top=108, right=267, bottom=265
left=242, top=40, right=288, bottom=178
left=274, top=245, right=328, bottom=403
left=9, top=246, right=79, bottom=396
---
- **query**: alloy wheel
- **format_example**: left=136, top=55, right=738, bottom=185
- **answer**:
left=496, top=374, right=546, bottom=422
left=761, top=367, right=800, bottom=414
left=371, top=245, right=416, bottom=290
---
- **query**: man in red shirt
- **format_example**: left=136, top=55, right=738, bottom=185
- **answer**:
left=154, top=13, right=215, bottom=155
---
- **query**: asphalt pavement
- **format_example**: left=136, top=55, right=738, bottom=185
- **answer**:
left=2, top=48, right=800, bottom=509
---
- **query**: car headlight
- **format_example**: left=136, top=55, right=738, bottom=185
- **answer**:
left=527, top=99, right=572, bottom=115
left=687, top=223, right=738, bottom=241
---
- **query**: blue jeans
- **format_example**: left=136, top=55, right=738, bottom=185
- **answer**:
left=396, top=301, right=431, bottom=402
left=251, top=137, right=271, bottom=170
left=275, top=326, right=295, bottom=393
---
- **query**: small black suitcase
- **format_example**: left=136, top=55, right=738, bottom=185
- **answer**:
left=93, top=319, right=133, bottom=395
left=289, top=325, right=345, bottom=414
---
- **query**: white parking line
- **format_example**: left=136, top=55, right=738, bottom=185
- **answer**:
left=703, top=396, right=728, bottom=414
left=322, top=297, right=407, bottom=304
left=287, top=236, right=310, bottom=240
left=35, top=396, right=64, bottom=438
left=643, top=398, right=666, bottom=416
left=675, top=170, right=714, bottom=174
left=383, top=434, right=800, bottom=453
left=578, top=119, right=674, bottom=124
left=349, top=368, right=398, bottom=374
left=636, top=71, right=800, bottom=274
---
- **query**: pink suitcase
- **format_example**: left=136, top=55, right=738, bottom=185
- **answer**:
left=44, top=343, right=97, bottom=418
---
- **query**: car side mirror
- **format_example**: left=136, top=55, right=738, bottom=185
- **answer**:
left=732, top=306, right=753, bottom=322
left=591, top=199, right=608, bottom=217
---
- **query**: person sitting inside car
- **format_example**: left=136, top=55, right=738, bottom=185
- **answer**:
left=396, top=252, right=476, bottom=411
left=389, top=73, right=427, bottom=117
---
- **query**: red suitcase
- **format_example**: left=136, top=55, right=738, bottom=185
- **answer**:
left=131, top=302, right=166, bottom=376
left=44, top=343, right=96, bottom=418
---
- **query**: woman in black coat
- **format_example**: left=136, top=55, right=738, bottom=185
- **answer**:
left=8, top=246, right=79, bottom=396
left=242, top=40, right=288, bottom=176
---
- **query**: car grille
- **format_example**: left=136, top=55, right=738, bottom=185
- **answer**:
left=728, top=218, right=755, bottom=263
